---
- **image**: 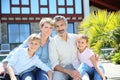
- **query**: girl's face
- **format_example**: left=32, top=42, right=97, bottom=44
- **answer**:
left=76, top=38, right=88, bottom=52
left=28, top=40, right=40, bottom=53
left=40, top=22, right=53, bottom=37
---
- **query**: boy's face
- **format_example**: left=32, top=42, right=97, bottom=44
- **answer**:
left=76, top=38, right=87, bottom=51
left=28, top=40, right=40, bottom=52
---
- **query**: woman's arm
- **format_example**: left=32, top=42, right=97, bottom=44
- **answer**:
left=90, top=54, right=106, bottom=80
left=7, top=66, right=17, bottom=80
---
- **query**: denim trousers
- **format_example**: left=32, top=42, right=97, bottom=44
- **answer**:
left=20, top=68, right=48, bottom=80
left=78, top=63, right=105, bottom=80
left=53, top=64, right=90, bottom=80
left=4, top=68, right=48, bottom=80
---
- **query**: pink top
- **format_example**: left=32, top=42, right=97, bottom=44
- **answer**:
left=78, top=48, right=94, bottom=67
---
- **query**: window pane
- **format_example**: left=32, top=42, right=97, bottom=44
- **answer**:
left=31, top=0, right=39, bottom=14
left=67, top=23, right=74, bottom=33
left=22, top=8, right=29, bottom=14
left=67, top=8, right=73, bottom=14
left=58, top=0, right=64, bottom=5
left=12, top=7, right=20, bottom=14
left=49, top=0, right=56, bottom=14
left=1, top=0, right=10, bottom=14
left=58, top=8, right=65, bottom=14
left=75, top=0, right=82, bottom=14
left=12, top=0, right=19, bottom=5
left=67, top=0, right=73, bottom=6
left=40, top=8, right=48, bottom=14
left=8, top=24, right=30, bottom=43
left=40, top=0, right=47, bottom=5
left=20, top=24, right=30, bottom=42
left=22, top=0, right=29, bottom=5
left=8, top=24, right=19, bottom=43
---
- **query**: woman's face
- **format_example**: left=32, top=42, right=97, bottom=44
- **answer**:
left=40, top=22, right=53, bottom=37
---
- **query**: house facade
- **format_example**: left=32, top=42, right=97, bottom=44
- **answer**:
left=0, top=0, right=90, bottom=53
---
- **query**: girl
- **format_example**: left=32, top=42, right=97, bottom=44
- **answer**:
left=76, top=34, right=106, bottom=80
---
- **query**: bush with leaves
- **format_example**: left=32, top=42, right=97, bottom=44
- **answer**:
left=79, top=10, right=120, bottom=56
left=111, top=52, right=120, bottom=64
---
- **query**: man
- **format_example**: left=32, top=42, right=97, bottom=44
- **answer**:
left=49, top=15, right=89, bottom=80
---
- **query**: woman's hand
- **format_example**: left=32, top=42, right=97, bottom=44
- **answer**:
left=47, top=70, right=53, bottom=80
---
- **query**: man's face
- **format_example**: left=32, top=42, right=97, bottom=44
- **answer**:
left=54, top=20, right=67, bottom=36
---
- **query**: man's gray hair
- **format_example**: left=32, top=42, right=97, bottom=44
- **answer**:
left=53, top=15, right=68, bottom=25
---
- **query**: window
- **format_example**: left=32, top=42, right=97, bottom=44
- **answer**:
left=31, top=0, right=39, bottom=14
left=1, top=0, right=82, bottom=14
left=1, top=0, right=10, bottom=14
left=67, top=23, right=74, bottom=33
left=8, top=24, right=30, bottom=43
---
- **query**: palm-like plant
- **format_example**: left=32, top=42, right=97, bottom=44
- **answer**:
left=79, top=10, right=120, bottom=54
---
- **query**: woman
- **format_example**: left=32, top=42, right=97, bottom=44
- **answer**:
left=1, top=18, right=53, bottom=80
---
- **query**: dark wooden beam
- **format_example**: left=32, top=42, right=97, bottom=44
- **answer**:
left=90, top=0, right=120, bottom=11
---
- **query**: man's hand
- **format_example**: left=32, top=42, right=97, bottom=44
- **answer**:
left=69, top=70, right=81, bottom=80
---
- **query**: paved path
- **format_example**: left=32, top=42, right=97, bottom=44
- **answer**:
left=101, top=60, right=120, bottom=80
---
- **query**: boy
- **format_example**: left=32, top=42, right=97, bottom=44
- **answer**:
left=7, top=33, right=52, bottom=80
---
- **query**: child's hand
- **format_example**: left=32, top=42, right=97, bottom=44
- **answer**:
left=0, top=63, right=6, bottom=76
left=11, top=76, right=17, bottom=80
left=103, top=76, right=106, bottom=80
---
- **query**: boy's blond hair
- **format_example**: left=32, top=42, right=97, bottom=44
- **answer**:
left=27, top=33, right=41, bottom=44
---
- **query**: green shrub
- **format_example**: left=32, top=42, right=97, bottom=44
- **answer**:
left=111, top=52, right=120, bottom=64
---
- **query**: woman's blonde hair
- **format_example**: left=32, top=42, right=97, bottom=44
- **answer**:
left=39, top=18, right=53, bottom=28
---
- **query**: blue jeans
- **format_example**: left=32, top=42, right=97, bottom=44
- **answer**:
left=78, top=63, right=104, bottom=80
left=4, top=74, right=20, bottom=80
left=21, top=68, right=48, bottom=80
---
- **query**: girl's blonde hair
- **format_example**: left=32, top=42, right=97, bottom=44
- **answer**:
left=76, top=34, right=88, bottom=42
left=27, top=33, right=41, bottom=44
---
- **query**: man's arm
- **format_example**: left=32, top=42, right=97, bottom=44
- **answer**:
left=54, top=65, right=81, bottom=79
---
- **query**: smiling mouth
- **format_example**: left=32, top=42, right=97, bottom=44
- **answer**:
left=58, top=30, right=64, bottom=34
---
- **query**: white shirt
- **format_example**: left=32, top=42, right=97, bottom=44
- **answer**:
left=49, top=33, right=79, bottom=69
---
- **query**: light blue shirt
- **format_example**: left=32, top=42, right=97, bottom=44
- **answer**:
left=7, top=48, right=51, bottom=75
left=2, top=33, right=52, bottom=73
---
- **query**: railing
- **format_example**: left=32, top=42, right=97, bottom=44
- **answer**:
left=0, top=44, right=10, bottom=53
